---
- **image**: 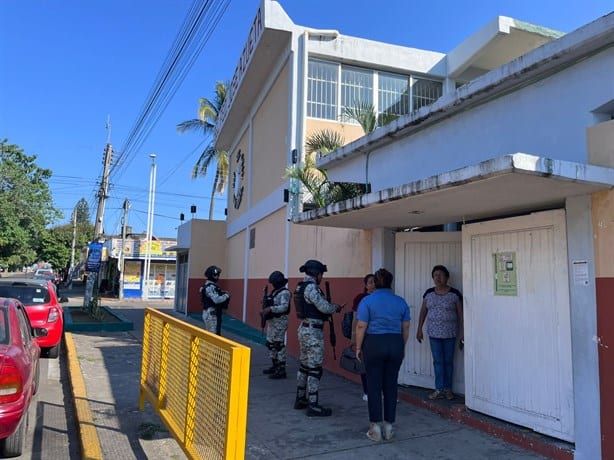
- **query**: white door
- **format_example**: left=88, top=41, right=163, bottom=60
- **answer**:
left=463, top=209, right=574, bottom=442
left=395, top=232, right=464, bottom=394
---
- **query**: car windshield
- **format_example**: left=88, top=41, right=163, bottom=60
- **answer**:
left=0, top=285, right=51, bottom=305
left=0, top=308, right=7, bottom=344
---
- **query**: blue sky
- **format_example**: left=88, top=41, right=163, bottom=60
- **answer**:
left=1, top=0, right=611, bottom=239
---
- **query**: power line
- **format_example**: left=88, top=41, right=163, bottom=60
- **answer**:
left=111, top=0, right=231, bottom=181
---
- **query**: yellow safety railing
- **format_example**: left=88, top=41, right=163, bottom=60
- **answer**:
left=139, top=308, right=251, bottom=460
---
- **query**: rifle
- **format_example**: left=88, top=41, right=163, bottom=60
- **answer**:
left=260, top=285, right=269, bottom=334
left=325, top=281, right=337, bottom=360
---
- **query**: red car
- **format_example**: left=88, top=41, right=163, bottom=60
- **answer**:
left=0, top=297, right=46, bottom=457
left=0, top=278, right=64, bottom=358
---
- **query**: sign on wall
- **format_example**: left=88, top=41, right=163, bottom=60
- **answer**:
left=493, top=252, right=518, bottom=296
left=123, top=260, right=142, bottom=290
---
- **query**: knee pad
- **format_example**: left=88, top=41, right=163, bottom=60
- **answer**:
left=266, top=341, right=274, bottom=351
left=272, top=341, right=284, bottom=352
left=298, top=365, right=310, bottom=376
left=306, top=366, right=323, bottom=380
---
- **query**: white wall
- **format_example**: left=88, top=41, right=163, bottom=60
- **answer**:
left=328, top=47, right=614, bottom=189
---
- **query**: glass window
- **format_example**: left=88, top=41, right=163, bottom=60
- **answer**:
left=378, top=72, right=411, bottom=117
left=307, top=60, right=338, bottom=120
left=307, top=59, right=443, bottom=121
left=412, top=77, right=443, bottom=111
left=341, top=66, right=373, bottom=113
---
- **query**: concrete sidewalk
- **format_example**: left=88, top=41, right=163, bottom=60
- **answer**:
left=63, top=288, right=571, bottom=459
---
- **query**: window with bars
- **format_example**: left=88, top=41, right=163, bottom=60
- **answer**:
left=341, top=66, right=373, bottom=113
left=379, top=73, right=410, bottom=116
left=412, top=77, right=443, bottom=111
left=307, top=60, right=338, bottom=120
left=307, top=59, right=443, bottom=121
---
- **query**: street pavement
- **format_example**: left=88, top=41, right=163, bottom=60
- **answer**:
left=61, top=285, right=554, bottom=460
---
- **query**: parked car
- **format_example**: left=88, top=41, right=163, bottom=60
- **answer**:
left=0, top=278, right=65, bottom=358
left=0, top=297, right=47, bottom=457
left=33, top=268, right=53, bottom=278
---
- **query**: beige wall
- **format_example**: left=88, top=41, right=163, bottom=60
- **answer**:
left=251, top=61, right=291, bottom=205
left=288, top=224, right=371, bottom=278
left=587, top=120, right=614, bottom=168
left=593, top=190, right=614, bottom=278
left=226, top=229, right=246, bottom=279
left=306, top=118, right=365, bottom=149
left=248, top=208, right=287, bottom=278
left=186, top=220, right=227, bottom=277
left=228, top=131, right=250, bottom=220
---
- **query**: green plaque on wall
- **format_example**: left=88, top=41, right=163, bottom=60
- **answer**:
left=494, top=252, right=517, bottom=296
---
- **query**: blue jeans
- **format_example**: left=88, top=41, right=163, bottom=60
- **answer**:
left=429, top=337, right=456, bottom=391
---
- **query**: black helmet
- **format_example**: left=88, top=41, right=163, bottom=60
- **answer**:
left=268, top=270, right=288, bottom=288
left=205, top=265, right=222, bottom=280
left=299, top=259, right=327, bottom=277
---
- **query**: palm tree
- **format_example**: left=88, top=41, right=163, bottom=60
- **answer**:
left=340, top=100, right=399, bottom=134
left=177, top=81, right=228, bottom=220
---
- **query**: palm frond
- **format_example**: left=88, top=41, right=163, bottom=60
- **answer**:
left=305, top=129, right=345, bottom=156
left=340, top=100, right=377, bottom=134
left=377, top=112, right=399, bottom=127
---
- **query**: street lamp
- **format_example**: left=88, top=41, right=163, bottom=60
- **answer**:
left=143, top=154, right=157, bottom=300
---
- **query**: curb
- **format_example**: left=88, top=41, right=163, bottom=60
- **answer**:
left=64, top=333, right=104, bottom=460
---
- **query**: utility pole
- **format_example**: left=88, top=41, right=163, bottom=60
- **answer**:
left=93, top=119, right=113, bottom=238
left=118, top=198, right=130, bottom=300
left=68, top=210, right=77, bottom=288
left=86, top=119, right=113, bottom=307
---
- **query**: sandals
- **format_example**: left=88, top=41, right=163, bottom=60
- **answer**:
left=366, top=423, right=381, bottom=442
left=382, top=422, right=394, bottom=440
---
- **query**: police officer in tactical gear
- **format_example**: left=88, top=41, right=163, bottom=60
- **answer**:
left=294, top=259, right=342, bottom=417
left=262, top=270, right=291, bottom=379
left=200, top=265, right=230, bottom=335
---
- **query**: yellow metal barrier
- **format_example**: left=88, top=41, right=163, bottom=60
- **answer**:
left=139, top=308, right=251, bottom=460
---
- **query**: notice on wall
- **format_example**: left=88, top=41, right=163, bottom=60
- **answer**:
left=572, top=260, right=590, bottom=286
left=123, top=260, right=141, bottom=290
left=494, top=252, right=518, bottom=296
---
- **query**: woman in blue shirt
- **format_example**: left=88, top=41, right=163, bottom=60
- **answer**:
left=355, top=268, right=410, bottom=442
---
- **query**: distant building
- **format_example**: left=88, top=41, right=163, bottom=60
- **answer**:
left=103, top=236, right=177, bottom=299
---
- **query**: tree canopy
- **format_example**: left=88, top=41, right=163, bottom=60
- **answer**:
left=0, top=139, right=61, bottom=269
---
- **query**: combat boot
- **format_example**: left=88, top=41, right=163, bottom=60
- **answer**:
left=307, top=403, right=332, bottom=417
left=263, top=359, right=278, bottom=375
left=294, top=388, right=308, bottom=410
left=306, top=392, right=332, bottom=417
left=269, top=362, right=286, bottom=379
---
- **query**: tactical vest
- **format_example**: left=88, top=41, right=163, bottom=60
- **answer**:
left=294, top=281, right=327, bottom=320
left=264, top=287, right=290, bottom=319
left=201, top=282, right=228, bottom=310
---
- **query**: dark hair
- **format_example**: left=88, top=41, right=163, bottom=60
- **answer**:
left=374, top=268, right=393, bottom=289
left=431, top=265, right=450, bottom=278
left=363, top=273, right=375, bottom=293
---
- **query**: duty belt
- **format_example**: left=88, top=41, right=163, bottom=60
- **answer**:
left=301, top=322, right=323, bottom=329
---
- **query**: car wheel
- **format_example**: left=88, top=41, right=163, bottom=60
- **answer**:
left=46, top=342, right=61, bottom=359
left=1, top=409, right=26, bottom=457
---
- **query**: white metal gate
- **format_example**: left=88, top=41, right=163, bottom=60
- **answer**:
left=395, top=232, right=464, bottom=393
left=463, top=209, right=574, bottom=441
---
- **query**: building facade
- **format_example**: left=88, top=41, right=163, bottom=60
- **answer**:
left=178, top=1, right=613, bottom=457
